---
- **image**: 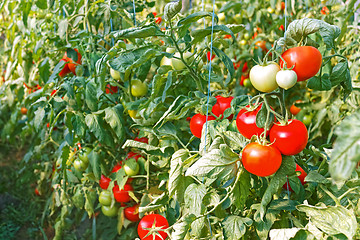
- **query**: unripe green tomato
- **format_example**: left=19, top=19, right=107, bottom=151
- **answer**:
left=243, top=78, right=252, bottom=88
left=240, top=40, right=247, bottom=46
left=73, top=158, right=88, bottom=171
left=267, top=7, right=275, bottom=14
left=243, top=33, right=250, bottom=40
left=123, top=161, right=140, bottom=176
left=101, top=205, right=119, bottom=217
left=99, top=190, right=112, bottom=206
left=131, top=79, right=148, bottom=97
left=302, top=114, right=313, bottom=126
left=78, top=147, right=92, bottom=164
left=218, top=12, right=225, bottom=21
left=160, top=56, right=172, bottom=66
left=128, top=110, right=140, bottom=119
left=171, top=52, right=193, bottom=70
left=110, top=68, right=121, bottom=81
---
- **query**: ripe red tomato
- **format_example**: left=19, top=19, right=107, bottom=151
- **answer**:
left=212, top=96, right=234, bottom=119
left=127, top=151, right=142, bottom=161
left=99, top=174, right=111, bottom=189
left=269, top=119, right=308, bottom=156
left=138, top=214, right=169, bottom=240
left=134, top=137, right=149, bottom=144
left=283, top=164, right=307, bottom=191
left=155, top=17, right=162, bottom=24
left=59, top=59, right=71, bottom=77
left=280, top=46, right=322, bottom=82
left=111, top=162, right=122, bottom=173
left=21, top=107, right=28, bottom=115
left=207, top=51, right=215, bottom=61
left=64, top=48, right=82, bottom=75
left=189, top=113, right=216, bottom=138
left=51, top=89, right=57, bottom=96
left=124, top=204, right=140, bottom=222
left=241, top=142, right=282, bottom=177
left=105, top=84, right=118, bottom=94
left=113, top=183, right=133, bottom=203
left=320, top=6, right=329, bottom=15
left=236, top=104, right=273, bottom=139
left=242, top=62, right=248, bottom=73
left=279, top=24, right=285, bottom=31
left=254, top=40, right=267, bottom=52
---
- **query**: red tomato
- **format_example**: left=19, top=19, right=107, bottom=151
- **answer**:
left=138, top=214, right=169, bottom=240
left=233, top=62, right=240, bottom=70
left=59, top=59, right=71, bottom=77
left=105, top=84, right=118, bottom=94
left=207, top=51, right=215, bottom=61
left=279, top=25, right=285, bottom=31
left=34, top=188, right=41, bottom=196
left=281, top=2, right=285, bottom=10
left=190, top=113, right=216, bottom=138
left=290, top=104, right=301, bottom=116
left=269, top=119, right=308, bottom=156
left=280, top=46, right=322, bottom=82
left=320, top=6, right=329, bottom=15
left=63, top=49, right=82, bottom=75
left=152, top=12, right=157, bottom=17
left=126, top=151, right=142, bottom=161
left=236, top=104, right=273, bottom=139
left=111, top=162, right=122, bottom=173
left=134, top=137, right=149, bottom=144
left=283, top=164, right=307, bottom=191
left=21, top=107, right=28, bottom=115
left=224, top=34, right=232, bottom=39
left=124, top=204, right=140, bottom=222
left=242, top=62, right=248, bottom=73
left=242, top=142, right=282, bottom=177
left=155, top=17, right=162, bottom=24
left=254, top=40, right=267, bottom=52
left=212, top=96, right=234, bottom=119
left=113, top=183, right=133, bottom=203
left=99, top=174, right=111, bottom=190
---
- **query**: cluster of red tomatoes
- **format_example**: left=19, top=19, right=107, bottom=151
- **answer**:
left=58, top=48, right=82, bottom=77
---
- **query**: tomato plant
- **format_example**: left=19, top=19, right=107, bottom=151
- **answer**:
left=137, top=214, right=169, bottom=240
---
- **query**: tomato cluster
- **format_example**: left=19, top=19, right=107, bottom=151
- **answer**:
left=59, top=48, right=82, bottom=77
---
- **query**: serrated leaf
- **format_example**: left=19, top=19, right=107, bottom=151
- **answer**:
left=88, top=151, right=101, bottom=180
left=269, top=228, right=302, bottom=240
left=222, top=216, right=253, bottom=240
left=254, top=209, right=277, bottom=239
left=230, top=170, right=250, bottom=209
left=72, top=113, right=86, bottom=137
left=304, top=171, right=330, bottom=184
left=330, top=61, right=349, bottom=86
left=85, top=80, right=98, bottom=111
left=296, top=204, right=357, bottom=239
left=259, top=156, right=296, bottom=219
left=319, top=21, right=341, bottom=50
left=169, top=149, right=189, bottom=201
left=223, top=131, right=247, bottom=151
left=186, top=144, right=239, bottom=178
left=191, top=25, right=236, bottom=44
left=306, top=75, right=332, bottom=91
left=171, top=214, right=196, bottom=240
left=164, top=0, right=182, bottom=21
left=330, top=110, right=360, bottom=185
left=184, top=183, right=206, bottom=216
left=85, top=114, right=114, bottom=147
left=213, top=47, right=235, bottom=79
left=34, top=107, right=45, bottom=131
left=255, top=104, right=274, bottom=129
left=104, top=107, right=125, bottom=142
left=112, top=25, right=163, bottom=39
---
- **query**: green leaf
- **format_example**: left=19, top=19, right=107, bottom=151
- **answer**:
left=296, top=203, right=357, bottom=239
left=35, top=0, right=48, bottom=9
left=39, top=58, right=50, bottom=83
left=230, top=170, right=250, bottom=209
left=255, top=104, right=274, bottom=129
left=254, top=209, right=277, bottom=239
left=58, top=19, right=68, bottom=39
left=177, top=12, right=218, bottom=26
left=222, top=216, right=253, bottom=240
left=185, top=144, right=239, bottom=179
left=330, top=110, right=360, bottom=185
left=85, top=80, right=98, bottom=111
left=164, top=0, right=182, bottom=21
left=72, top=113, right=86, bottom=137
left=169, top=149, right=189, bottom=202
left=259, top=156, right=296, bottom=219
left=269, top=228, right=302, bottom=240
left=85, top=114, right=114, bottom=147
left=34, top=107, right=45, bottom=131
left=223, top=131, right=247, bottom=151
left=191, top=25, right=236, bottom=44
left=306, top=75, right=332, bottom=91
left=184, top=183, right=207, bottom=216
left=330, top=61, right=349, bottom=86
left=213, top=47, right=235, bottom=79
left=170, top=214, right=196, bottom=240
left=104, top=107, right=125, bottom=142
left=305, top=171, right=331, bottom=184
left=84, top=190, right=97, bottom=218
left=88, top=151, right=101, bottom=180
left=112, top=25, right=163, bottom=39
left=115, top=168, right=128, bottom=190
left=319, top=21, right=341, bottom=50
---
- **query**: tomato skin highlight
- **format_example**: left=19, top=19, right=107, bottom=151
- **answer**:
left=270, top=119, right=308, bottom=156
left=212, top=96, right=234, bottom=119
left=190, top=113, right=216, bottom=138
left=124, top=204, right=140, bottom=222
left=242, top=142, right=282, bottom=177
left=236, top=104, right=273, bottom=139
left=137, top=214, right=169, bottom=240
left=112, top=183, right=133, bottom=203
left=280, top=46, right=322, bottom=82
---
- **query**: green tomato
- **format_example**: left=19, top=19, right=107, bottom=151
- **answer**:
left=249, top=63, right=280, bottom=92
left=131, top=80, right=148, bottom=97
left=101, top=205, right=119, bottom=217
left=110, top=68, right=121, bottom=81
left=302, top=114, right=313, bottom=126
left=73, top=158, right=88, bottom=171
left=123, top=161, right=140, bottom=177
left=160, top=56, right=173, bottom=66
left=171, top=52, right=193, bottom=70
left=218, top=12, right=225, bottom=21
left=78, top=147, right=92, bottom=164
left=239, top=40, right=247, bottom=46
left=243, top=33, right=250, bottom=40
left=99, top=190, right=112, bottom=206
left=243, top=78, right=252, bottom=88
left=128, top=110, right=140, bottom=119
